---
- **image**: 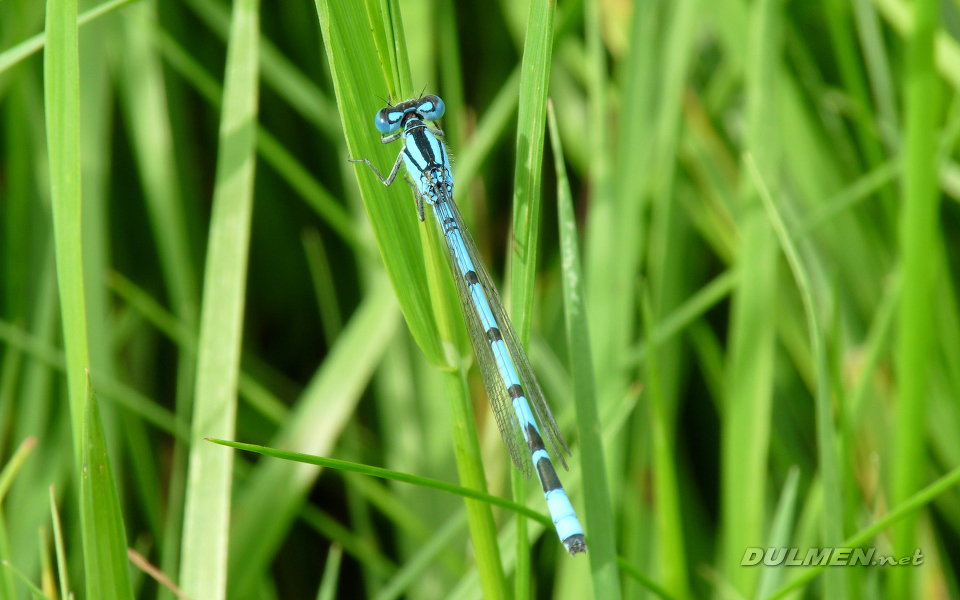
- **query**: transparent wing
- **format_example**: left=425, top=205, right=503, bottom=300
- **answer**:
left=433, top=187, right=570, bottom=474
left=430, top=192, right=530, bottom=478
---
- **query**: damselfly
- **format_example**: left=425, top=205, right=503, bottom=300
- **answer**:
left=350, top=94, right=586, bottom=555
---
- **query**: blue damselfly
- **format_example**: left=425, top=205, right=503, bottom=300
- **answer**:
left=350, top=94, right=586, bottom=556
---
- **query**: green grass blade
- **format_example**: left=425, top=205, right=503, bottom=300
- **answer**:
left=302, top=228, right=343, bottom=346
left=300, top=505, right=398, bottom=578
left=209, top=439, right=556, bottom=529
left=0, top=437, right=35, bottom=600
left=639, top=286, right=689, bottom=600
left=508, top=0, right=556, bottom=591
left=44, top=0, right=88, bottom=464
left=0, top=436, right=35, bottom=501
left=508, top=0, right=554, bottom=344
left=2, top=561, right=53, bottom=600
left=748, top=153, right=846, bottom=599
left=119, top=1, right=199, bottom=328
left=754, top=467, right=800, bottom=599
left=316, top=2, right=507, bottom=597
left=0, top=507, right=16, bottom=600
left=434, top=0, right=465, bottom=152
left=314, top=0, right=444, bottom=364
left=719, top=0, right=781, bottom=595
left=624, top=268, right=739, bottom=367
left=79, top=372, right=135, bottom=600
left=890, top=0, right=942, bottom=596
left=551, top=100, right=622, bottom=599
left=451, top=67, right=520, bottom=191
left=616, top=558, right=679, bottom=600
left=178, top=0, right=261, bottom=597
left=315, top=544, right=343, bottom=600
left=49, top=487, right=69, bottom=599
left=852, top=0, right=900, bottom=153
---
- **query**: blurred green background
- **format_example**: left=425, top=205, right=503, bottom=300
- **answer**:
left=1, top=0, right=959, bottom=598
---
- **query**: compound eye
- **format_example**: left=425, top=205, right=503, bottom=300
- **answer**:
left=418, top=95, right=444, bottom=121
left=375, top=107, right=403, bottom=134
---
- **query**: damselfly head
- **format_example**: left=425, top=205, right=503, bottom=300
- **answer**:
left=374, top=94, right=445, bottom=134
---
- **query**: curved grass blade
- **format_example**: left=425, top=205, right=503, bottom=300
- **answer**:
left=208, top=439, right=555, bottom=529
left=748, top=153, right=846, bottom=599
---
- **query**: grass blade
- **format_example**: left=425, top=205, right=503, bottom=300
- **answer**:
left=314, top=0, right=444, bottom=364
left=178, top=0, right=261, bottom=597
left=79, top=372, right=135, bottom=600
left=44, top=0, right=88, bottom=464
left=0, top=437, right=35, bottom=600
left=719, top=0, right=781, bottom=595
left=748, top=153, right=846, bottom=599
left=508, top=0, right=554, bottom=343
left=0, top=437, right=35, bottom=501
left=755, top=467, right=801, bottom=599
left=208, top=438, right=556, bottom=528
left=48, top=487, right=69, bottom=599
left=371, top=512, right=468, bottom=600
left=315, top=544, right=343, bottom=600
left=127, top=548, right=191, bottom=600
left=2, top=561, right=53, bottom=600
left=890, top=0, right=942, bottom=596
left=551, top=100, right=622, bottom=599
left=508, top=0, right=556, bottom=591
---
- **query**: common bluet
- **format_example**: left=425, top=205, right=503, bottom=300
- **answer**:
left=350, top=94, right=586, bottom=556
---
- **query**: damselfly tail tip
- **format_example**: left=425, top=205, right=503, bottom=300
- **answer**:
left=563, top=534, right=587, bottom=556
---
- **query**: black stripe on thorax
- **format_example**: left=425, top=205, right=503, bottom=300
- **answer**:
left=403, top=147, right=424, bottom=172
left=408, top=122, right=441, bottom=168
